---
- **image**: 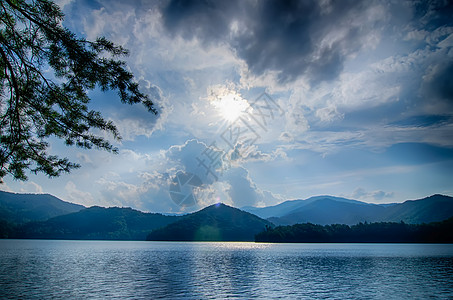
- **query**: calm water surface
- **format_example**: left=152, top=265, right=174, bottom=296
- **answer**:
left=0, top=240, right=452, bottom=299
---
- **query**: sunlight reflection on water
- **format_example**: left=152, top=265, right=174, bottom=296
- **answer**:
left=1, top=240, right=452, bottom=299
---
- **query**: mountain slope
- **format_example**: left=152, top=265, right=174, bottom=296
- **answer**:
left=15, top=206, right=178, bottom=240
left=0, top=191, right=85, bottom=224
left=242, top=199, right=307, bottom=219
left=147, top=203, right=273, bottom=241
left=248, top=194, right=453, bottom=226
left=243, top=196, right=371, bottom=219
left=269, top=198, right=385, bottom=226
left=380, top=194, right=453, bottom=224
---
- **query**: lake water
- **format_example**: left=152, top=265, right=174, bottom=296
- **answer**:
left=0, top=240, right=452, bottom=299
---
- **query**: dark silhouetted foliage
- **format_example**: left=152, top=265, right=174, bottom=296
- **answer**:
left=0, top=0, right=156, bottom=181
left=255, top=218, right=453, bottom=243
left=0, top=219, right=15, bottom=238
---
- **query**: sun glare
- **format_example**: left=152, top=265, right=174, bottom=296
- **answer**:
left=212, top=92, right=250, bottom=122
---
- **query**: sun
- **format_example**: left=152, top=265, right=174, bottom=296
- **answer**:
left=212, top=91, right=250, bottom=122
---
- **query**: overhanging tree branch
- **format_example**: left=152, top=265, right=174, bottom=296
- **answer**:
left=0, top=0, right=157, bottom=181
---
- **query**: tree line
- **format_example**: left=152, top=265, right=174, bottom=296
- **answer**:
left=255, top=217, right=453, bottom=243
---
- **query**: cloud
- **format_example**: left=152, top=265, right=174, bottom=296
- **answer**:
left=422, top=59, right=453, bottom=108
left=221, top=166, right=283, bottom=208
left=157, top=0, right=453, bottom=152
left=67, top=0, right=247, bottom=141
left=284, top=97, right=310, bottom=136
left=160, top=139, right=283, bottom=209
left=165, top=139, right=225, bottom=185
left=160, top=0, right=386, bottom=83
left=222, top=167, right=265, bottom=208
left=62, top=2, right=176, bottom=141
left=100, top=81, right=168, bottom=141
left=161, top=0, right=240, bottom=43
left=352, top=187, right=394, bottom=202
left=315, top=105, right=343, bottom=123
left=19, top=181, right=43, bottom=194
left=0, top=183, right=13, bottom=193
left=69, top=138, right=285, bottom=212
left=279, top=132, right=294, bottom=143
left=54, top=0, right=74, bottom=9
left=96, top=178, right=145, bottom=208
left=91, top=169, right=183, bottom=213
left=76, top=153, right=95, bottom=168
left=228, top=143, right=272, bottom=164
left=65, top=181, right=96, bottom=207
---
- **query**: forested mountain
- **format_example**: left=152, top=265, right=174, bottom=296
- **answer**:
left=147, top=203, right=273, bottom=241
left=14, top=206, right=178, bottom=240
left=379, top=194, right=453, bottom=224
left=0, top=191, right=85, bottom=224
left=244, top=195, right=453, bottom=225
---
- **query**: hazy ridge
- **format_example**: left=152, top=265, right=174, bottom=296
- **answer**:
left=1, top=191, right=452, bottom=241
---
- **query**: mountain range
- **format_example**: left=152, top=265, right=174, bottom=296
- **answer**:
left=1, top=191, right=453, bottom=241
left=242, top=194, right=453, bottom=225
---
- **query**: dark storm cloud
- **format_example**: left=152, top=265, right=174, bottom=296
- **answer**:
left=230, top=0, right=371, bottom=83
left=413, top=0, right=453, bottom=29
left=161, top=0, right=240, bottom=41
left=425, top=61, right=453, bottom=103
left=160, top=0, right=380, bottom=83
left=409, top=0, right=453, bottom=109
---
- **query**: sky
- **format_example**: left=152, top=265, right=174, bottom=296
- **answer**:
left=2, top=0, right=453, bottom=213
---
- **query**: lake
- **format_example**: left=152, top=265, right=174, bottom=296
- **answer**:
left=0, top=240, right=452, bottom=299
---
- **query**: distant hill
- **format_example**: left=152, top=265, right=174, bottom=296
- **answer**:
left=268, top=198, right=386, bottom=226
left=379, top=194, right=453, bottom=224
left=244, top=194, right=453, bottom=226
left=0, top=191, right=85, bottom=224
left=147, top=203, right=273, bottom=241
left=242, top=199, right=308, bottom=219
left=243, top=196, right=366, bottom=219
left=14, top=206, right=178, bottom=240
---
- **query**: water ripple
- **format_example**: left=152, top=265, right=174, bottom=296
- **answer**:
left=1, top=240, right=452, bottom=299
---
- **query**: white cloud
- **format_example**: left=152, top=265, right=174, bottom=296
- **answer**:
left=366, top=124, right=453, bottom=149
left=64, top=181, right=96, bottom=207
left=54, top=0, right=74, bottom=10
left=222, top=166, right=283, bottom=208
left=352, top=187, right=394, bottom=202
left=106, top=139, right=287, bottom=211
left=18, top=181, right=43, bottom=194
left=76, top=152, right=93, bottom=166
left=95, top=178, right=144, bottom=208
left=315, top=105, right=343, bottom=123
left=0, top=183, right=13, bottom=193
